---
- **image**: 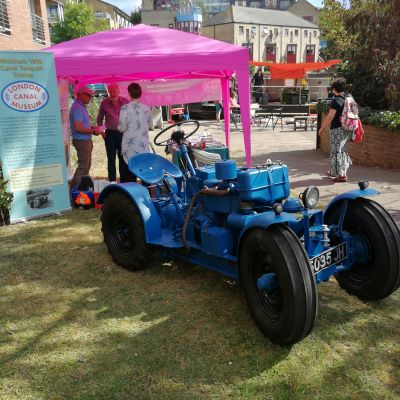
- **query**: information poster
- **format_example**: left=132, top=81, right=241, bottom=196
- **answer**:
left=0, top=51, right=70, bottom=223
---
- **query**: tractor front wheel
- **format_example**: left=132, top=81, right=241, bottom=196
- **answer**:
left=239, top=225, right=317, bottom=345
left=325, top=198, right=400, bottom=300
left=101, top=191, right=152, bottom=270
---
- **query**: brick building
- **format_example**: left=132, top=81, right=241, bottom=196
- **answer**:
left=85, top=0, right=131, bottom=30
left=0, top=0, right=51, bottom=50
left=203, top=6, right=319, bottom=63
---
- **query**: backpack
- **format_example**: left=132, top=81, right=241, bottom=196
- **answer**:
left=340, top=94, right=359, bottom=131
left=339, top=94, right=364, bottom=143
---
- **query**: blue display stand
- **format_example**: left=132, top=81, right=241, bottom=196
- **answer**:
left=0, top=51, right=70, bottom=223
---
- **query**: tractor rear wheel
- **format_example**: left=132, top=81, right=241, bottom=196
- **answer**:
left=101, top=191, right=152, bottom=270
left=325, top=198, right=400, bottom=300
left=239, top=225, right=317, bottom=345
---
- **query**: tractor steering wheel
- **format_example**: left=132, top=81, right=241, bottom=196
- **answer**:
left=153, top=120, right=200, bottom=147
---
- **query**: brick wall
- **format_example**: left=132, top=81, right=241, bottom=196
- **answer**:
left=320, top=124, right=400, bottom=170
left=0, top=0, right=50, bottom=50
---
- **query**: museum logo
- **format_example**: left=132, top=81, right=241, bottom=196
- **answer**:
left=1, top=81, right=49, bottom=112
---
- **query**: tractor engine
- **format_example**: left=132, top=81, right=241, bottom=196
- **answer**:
left=184, top=160, right=291, bottom=257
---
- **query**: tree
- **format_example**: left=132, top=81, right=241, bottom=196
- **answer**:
left=52, top=3, right=99, bottom=44
left=131, top=6, right=142, bottom=25
left=319, top=0, right=400, bottom=110
left=343, top=0, right=400, bottom=109
left=319, top=0, right=350, bottom=60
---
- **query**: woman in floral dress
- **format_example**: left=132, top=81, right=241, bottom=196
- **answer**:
left=118, top=83, right=152, bottom=182
left=318, top=77, right=352, bottom=182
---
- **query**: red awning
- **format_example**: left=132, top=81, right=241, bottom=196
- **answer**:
left=250, top=60, right=342, bottom=79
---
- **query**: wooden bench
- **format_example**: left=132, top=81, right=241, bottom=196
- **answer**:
left=294, top=116, right=308, bottom=131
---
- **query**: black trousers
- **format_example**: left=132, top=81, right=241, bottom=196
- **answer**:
left=104, top=129, right=125, bottom=182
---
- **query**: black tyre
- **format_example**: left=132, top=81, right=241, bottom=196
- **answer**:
left=239, top=225, right=317, bottom=345
left=325, top=198, right=400, bottom=300
left=101, top=191, right=152, bottom=270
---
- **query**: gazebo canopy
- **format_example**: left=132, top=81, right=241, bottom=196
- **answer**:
left=46, top=24, right=252, bottom=165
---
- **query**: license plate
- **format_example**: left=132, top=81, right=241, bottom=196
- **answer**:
left=310, top=243, right=347, bottom=274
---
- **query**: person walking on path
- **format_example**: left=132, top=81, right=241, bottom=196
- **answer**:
left=69, top=86, right=99, bottom=188
left=251, top=69, right=264, bottom=104
left=118, top=83, right=152, bottom=182
left=96, top=84, right=129, bottom=182
left=214, top=100, right=222, bottom=122
left=318, top=77, right=352, bottom=182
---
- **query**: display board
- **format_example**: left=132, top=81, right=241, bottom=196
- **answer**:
left=0, top=51, right=70, bottom=223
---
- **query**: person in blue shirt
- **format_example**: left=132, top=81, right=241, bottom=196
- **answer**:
left=69, top=86, right=99, bottom=187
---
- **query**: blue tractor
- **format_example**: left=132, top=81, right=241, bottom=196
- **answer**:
left=98, top=121, right=400, bottom=345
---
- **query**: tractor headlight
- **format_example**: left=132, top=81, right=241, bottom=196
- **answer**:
left=301, top=186, right=319, bottom=209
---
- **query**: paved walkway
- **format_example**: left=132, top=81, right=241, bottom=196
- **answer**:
left=159, top=120, right=400, bottom=224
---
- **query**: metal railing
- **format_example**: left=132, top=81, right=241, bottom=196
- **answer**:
left=31, top=13, right=46, bottom=44
left=0, top=0, right=11, bottom=35
left=251, top=85, right=329, bottom=105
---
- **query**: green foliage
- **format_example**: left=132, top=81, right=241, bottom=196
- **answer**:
left=316, top=99, right=331, bottom=114
left=319, top=0, right=350, bottom=60
left=52, top=3, right=105, bottom=44
left=360, top=108, right=400, bottom=132
left=131, top=7, right=142, bottom=25
left=86, top=97, right=103, bottom=125
left=0, top=160, right=13, bottom=210
left=320, top=0, right=400, bottom=110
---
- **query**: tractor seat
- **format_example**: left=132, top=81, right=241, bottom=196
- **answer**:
left=128, top=153, right=182, bottom=184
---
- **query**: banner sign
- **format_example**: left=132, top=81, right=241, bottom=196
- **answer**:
left=119, top=78, right=222, bottom=106
left=0, top=51, right=70, bottom=223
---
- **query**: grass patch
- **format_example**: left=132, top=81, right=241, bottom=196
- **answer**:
left=0, top=208, right=399, bottom=400
left=1, top=131, right=399, bottom=399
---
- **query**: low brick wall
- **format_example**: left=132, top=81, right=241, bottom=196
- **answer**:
left=319, top=124, right=400, bottom=169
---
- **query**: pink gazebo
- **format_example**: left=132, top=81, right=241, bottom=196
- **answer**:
left=46, top=24, right=252, bottom=166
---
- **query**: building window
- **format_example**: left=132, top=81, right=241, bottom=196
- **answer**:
left=284, top=29, right=288, bottom=36
left=30, top=0, right=46, bottom=44
left=313, top=30, right=317, bottom=38
left=169, top=23, right=174, bottom=28
left=242, top=43, right=253, bottom=61
left=239, top=25, right=243, bottom=34
left=0, top=0, right=11, bottom=35
left=295, top=29, right=298, bottom=36
left=274, top=27, right=278, bottom=36
left=290, top=31, right=293, bottom=42
left=304, top=29, right=308, bottom=37
left=150, top=24, right=159, bottom=27
left=303, top=16, right=313, bottom=22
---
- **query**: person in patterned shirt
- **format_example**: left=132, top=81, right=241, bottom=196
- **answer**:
left=118, top=83, right=152, bottom=182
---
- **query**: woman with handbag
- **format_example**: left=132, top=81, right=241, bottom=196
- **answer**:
left=318, top=77, right=352, bottom=183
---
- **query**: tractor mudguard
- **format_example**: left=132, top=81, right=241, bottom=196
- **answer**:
left=232, top=211, right=299, bottom=252
left=324, top=188, right=379, bottom=217
left=97, top=183, right=162, bottom=243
